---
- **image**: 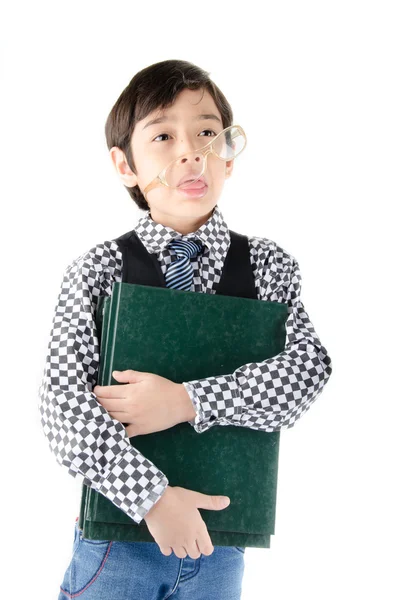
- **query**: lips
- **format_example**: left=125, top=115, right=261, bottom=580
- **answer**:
left=178, top=174, right=207, bottom=188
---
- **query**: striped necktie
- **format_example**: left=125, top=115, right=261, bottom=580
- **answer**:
left=165, top=238, right=204, bottom=291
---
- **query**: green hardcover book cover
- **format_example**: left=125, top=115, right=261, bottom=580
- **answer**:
left=80, top=282, right=288, bottom=548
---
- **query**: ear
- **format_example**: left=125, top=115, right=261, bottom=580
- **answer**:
left=225, top=158, right=234, bottom=179
left=109, top=146, right=139, bottom=187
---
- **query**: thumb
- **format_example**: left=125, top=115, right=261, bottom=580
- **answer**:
left=193, top=491, right=231, bottom=511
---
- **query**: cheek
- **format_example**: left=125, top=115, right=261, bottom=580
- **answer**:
left=135, top=151, right=164, bottom=185
left=208, top=157, right=228, bottom=182
left=138, top=169, right=159, bottom=193
left=208, top=166, right=228, bottom=195
left=149, top=186, right=175, bottom=205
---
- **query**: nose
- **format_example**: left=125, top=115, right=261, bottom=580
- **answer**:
left=179, top=151, right=204, bottom=165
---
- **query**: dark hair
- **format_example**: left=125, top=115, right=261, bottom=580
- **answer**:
left=104, top=59, right=234, bottom=211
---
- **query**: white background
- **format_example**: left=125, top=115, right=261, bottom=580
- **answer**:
left=1, top=1, right=396, bottom=598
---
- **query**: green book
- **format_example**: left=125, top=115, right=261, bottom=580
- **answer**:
left=79, top=282, right=288, bottom=548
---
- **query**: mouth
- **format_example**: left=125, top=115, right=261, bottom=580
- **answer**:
left=177, top=174, right=208, bottom=189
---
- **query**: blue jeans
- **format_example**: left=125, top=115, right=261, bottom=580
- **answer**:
left=58, top=519, right=245, bottom=599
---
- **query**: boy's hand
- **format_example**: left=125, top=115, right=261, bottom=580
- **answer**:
left=144, top=485, right=231, bottom=558
left=93, top=370, right=196, bottom=437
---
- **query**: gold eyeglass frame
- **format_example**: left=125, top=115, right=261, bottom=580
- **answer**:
left=142, top=124, right=247, bottom=201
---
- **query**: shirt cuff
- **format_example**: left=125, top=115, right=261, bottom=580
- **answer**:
left=182, top=375, right=243, bottom=433
left=96, top=450, right=169, bottom=524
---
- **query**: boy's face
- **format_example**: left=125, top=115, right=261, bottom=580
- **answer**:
left=110, top=88, right=234, bottom=234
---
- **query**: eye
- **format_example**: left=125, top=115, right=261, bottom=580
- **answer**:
left=153, top=133, right=171, bottom=142
left=198, top=129, right=217, bottom=137
left=152, top=129, right=217, bottom=142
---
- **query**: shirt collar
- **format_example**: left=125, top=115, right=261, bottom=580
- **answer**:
left=133, top=204, right=230, bottom=264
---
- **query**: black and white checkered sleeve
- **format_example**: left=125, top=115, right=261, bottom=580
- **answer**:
left=37, top=240, right=169, bottom=524
left=183, top=238, right=333, bottom=433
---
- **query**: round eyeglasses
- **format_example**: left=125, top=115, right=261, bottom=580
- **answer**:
left=142, top=124, right=247, bottom=201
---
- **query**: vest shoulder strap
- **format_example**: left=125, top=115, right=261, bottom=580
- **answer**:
left=112, top=228, right=257, bottom=299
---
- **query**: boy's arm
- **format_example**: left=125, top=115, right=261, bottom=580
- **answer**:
left=37, top=241, right=168, bottom=524
left=182, top=245, right=333, bottom=433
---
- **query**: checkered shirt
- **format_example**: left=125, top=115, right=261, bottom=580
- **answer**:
left=37, top=205, right=332, bottom=524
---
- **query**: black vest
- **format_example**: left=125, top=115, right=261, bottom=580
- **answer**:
left=112, top=229, right=257, bottom=300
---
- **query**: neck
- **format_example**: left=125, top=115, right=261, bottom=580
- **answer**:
left=148, top=206, right=216, bottom=235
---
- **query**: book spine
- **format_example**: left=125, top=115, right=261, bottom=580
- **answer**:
left=97, top=297, right=109, bottom=386
left=102, top=282, right=122, bottom=385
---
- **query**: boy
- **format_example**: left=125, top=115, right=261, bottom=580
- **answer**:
left=38, top=59, right=332, bottom=599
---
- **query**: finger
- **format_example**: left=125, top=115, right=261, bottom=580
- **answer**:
left=113, top=369, right=148, bottom=379
left=107, top=411, right=129, bottom=421
left=173, top=546, right=187, bottom=559
left=159, top=546, right=173, bottom=556
left=95, top=397, right=129, bottom=412
left=197, top=533, right=214, bottom=556
left=94, top=385, right=128, bottom=398
left=185, top=540, right=201, bottom=559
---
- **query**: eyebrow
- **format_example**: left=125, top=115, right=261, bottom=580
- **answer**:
left=142, top=113, right=222, bottom=131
